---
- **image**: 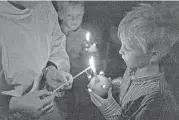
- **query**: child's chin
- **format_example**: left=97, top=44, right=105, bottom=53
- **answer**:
left=70, top=25, right=79, bottom=30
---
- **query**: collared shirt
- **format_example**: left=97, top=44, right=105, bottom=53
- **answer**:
left=97, top=68, right=178, bottom=120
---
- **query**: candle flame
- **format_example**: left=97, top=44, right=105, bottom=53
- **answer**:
left=86, top=32, right=91, bottom=42
left=89, top=56, right=96, bottom=73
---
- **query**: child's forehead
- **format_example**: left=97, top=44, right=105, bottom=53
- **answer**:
left=120, top=35, right=144, bottom=52
left=120, top=35, right=132, bottom=46
left=64, top=4, right=84, bottom=14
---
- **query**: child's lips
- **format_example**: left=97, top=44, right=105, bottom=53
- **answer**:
left=122, top=55, right=128, bottom=61
left=122, top=56, right=126, bottom=61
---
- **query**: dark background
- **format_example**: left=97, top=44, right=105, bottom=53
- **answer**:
left=82, top=1, right=156, bottom=58
left=81, top=1, right=157, bottom=78
left=83, top=1, right=155, bottom=41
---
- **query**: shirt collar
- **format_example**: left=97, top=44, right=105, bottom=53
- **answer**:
left=131, top=72, right=164, bottom=83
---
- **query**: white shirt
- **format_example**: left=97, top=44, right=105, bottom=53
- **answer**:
left=0, top=1, right=70, bottom=95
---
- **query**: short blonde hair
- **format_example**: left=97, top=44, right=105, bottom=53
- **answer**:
left=55, top=1, right=84, bottom=14
left=118, top=2, right=179, bottom=58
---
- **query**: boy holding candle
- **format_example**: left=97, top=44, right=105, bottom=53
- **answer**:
left=88, top=2, right=179, bottom=120
left=53, top=1, right=105, bottom=120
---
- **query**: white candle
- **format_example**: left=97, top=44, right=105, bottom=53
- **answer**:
left=89, top=56, right=96, bottom=76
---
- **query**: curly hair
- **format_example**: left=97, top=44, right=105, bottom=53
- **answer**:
left=118, top=2, right=179, bottom=59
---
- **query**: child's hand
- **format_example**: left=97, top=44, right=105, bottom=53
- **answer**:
left=111, top=77, right=122, bottom=94
left=88, top=87, right=114, bottom=108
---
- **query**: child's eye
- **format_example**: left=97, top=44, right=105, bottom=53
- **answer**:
left=77, top=15, right=83, bottom=18
left=126, top=47, right=131, bottom=52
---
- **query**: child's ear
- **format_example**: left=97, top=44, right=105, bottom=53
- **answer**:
left=150, top=51, right=160, bottom=63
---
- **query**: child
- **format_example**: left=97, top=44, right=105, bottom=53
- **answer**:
left=55, top=1, right=93, bottom=74
left=53, top=1, right=105, bottom=120
left=88, top=2, right=179, bottom=120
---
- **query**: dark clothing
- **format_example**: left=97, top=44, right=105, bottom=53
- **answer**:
left=65, top=73, right=106, bottom=120
left=105, top=41, right=126, bottom=79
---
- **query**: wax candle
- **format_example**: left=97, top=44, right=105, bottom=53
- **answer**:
left=88, top=75, right=111, bottom=98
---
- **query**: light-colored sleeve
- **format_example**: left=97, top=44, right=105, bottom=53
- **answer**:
left=48, top=2, right=70, bottom=72
left=0, top=111, right=37, bottom=120
left=0, top=41, right=34, bottom=120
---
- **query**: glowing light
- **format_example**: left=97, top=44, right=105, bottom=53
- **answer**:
left=86, top=32, right=91, bottom=42
left=88, top=88, right=92, bottom=92
left=89, top=56, right=96, bottom=74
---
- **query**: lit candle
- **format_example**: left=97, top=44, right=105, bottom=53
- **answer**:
left=86, top=32, right=91, bottom=42
left=89, top=56, right=97, bottom=76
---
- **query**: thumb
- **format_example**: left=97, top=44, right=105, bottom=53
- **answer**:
left=30, top=76, right=41, bottom=92
left=66, top=72, right=73, bottom=83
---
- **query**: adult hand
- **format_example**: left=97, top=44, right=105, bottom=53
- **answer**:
left=45, top=66, right=73, bottom=90
left=57, top=70, right=73, bottom=90
left=88, top=87, right=114, bottom=108
left=9, top=90, right=55, bottom=118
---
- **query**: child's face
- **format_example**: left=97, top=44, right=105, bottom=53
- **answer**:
left=119, top=40, right=150, bottom=68
left=60, top=5, right=84, bottom=31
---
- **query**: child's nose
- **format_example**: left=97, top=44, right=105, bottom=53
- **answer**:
left=72, top=16, right=75, bottom=21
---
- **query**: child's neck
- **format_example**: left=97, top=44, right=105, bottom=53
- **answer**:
left=134, top=63, right=160, bottom=78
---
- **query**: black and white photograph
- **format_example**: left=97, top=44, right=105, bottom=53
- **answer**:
left=0, top=1, right=179, bottom=120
